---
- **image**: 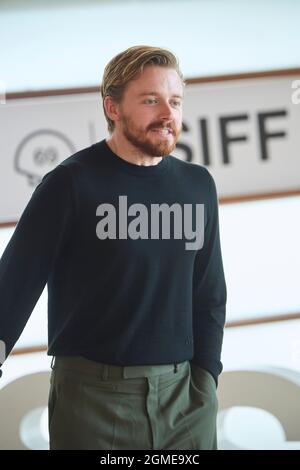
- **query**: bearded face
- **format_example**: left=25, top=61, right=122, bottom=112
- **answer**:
left=120, top=111, right=182, bottom=157
left=114, top=65, right=184, bottom=157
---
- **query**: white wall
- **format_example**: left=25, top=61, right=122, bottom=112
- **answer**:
left=1, top=0, right=299, bottom=93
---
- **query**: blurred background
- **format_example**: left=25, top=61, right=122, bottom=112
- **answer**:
left=0, top=0, right=300, bottom=450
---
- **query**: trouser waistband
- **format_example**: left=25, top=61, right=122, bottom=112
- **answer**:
left=51, top=356, right=188, bottom=379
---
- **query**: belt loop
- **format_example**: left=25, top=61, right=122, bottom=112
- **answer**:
left=174, top=363, right=178, bottom=373
left=101, top=364, right=109, bottom=380
left=50, top=356, right=55, bottom=370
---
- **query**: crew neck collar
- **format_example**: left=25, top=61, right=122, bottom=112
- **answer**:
left=100, top=139, right=170, bottom=177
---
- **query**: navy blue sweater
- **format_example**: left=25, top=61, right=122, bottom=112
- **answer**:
left=0, top=139, right=227, bottom=384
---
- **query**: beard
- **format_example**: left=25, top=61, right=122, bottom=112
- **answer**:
left=120, top=113, right=182, bottom=157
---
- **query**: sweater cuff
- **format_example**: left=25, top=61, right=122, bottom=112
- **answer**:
left=189, top=359, right=221, bottom=388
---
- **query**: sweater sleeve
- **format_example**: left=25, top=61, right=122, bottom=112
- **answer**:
left=190, top=169, right=227, bottom=387
left=0, top=164, right=75, bottom=366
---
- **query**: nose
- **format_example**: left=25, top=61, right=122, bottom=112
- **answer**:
left=158, top=100, right=174, bottom=120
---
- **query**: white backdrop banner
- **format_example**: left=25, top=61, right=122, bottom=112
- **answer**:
left=0, top=72, right=299, bottom=222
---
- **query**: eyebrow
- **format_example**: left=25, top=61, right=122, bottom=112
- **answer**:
left=138, top=92, right=183, bottom=99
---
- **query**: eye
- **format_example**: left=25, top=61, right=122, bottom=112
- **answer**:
left=144, top=98, right=157, bottom=104
left=171, top=100, right=181, bottom=107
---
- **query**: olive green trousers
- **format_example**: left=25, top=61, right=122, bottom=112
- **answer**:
left=48, top=356, right=218, bottom=450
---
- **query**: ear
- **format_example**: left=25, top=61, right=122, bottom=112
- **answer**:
left=103, top=96, right=121, bottom=124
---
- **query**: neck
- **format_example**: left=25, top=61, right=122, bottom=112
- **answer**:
left=106, top=133, right=163, bottom=167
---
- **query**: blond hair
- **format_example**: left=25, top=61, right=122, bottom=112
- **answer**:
left=100, top=45, right=185, bottom=133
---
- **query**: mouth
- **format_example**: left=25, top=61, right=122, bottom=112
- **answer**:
left=150, top=128, right=173, bottom=137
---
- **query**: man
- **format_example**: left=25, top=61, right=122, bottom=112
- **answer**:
left=0, top=45, right=227, bottom=450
